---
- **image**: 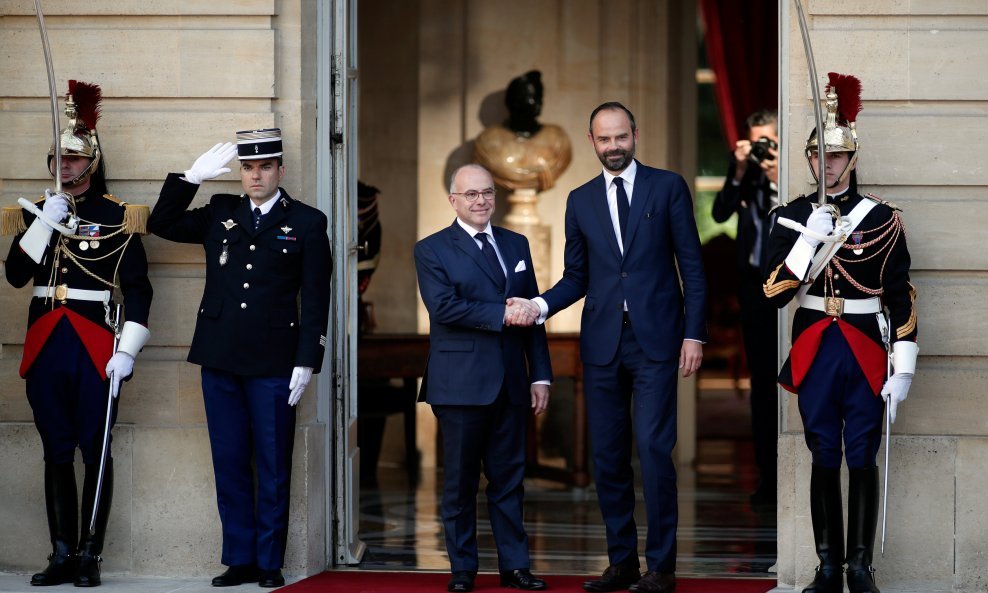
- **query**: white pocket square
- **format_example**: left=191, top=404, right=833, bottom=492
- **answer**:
left=514, top=260, right=526, bottom=272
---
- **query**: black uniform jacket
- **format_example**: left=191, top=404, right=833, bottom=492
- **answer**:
left=148, top=173, right=332, bottom=376
left=5, top=186, right=152, bottom=378
left=762, top=192, right=917, bottom=395
left=712, top=159, right=776, bottom=277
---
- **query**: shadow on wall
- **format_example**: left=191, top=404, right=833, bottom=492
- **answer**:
left=443, top=90, right=509, bottom=226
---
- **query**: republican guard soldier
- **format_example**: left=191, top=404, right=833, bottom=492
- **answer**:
left=2, top=80, right=153, bottom=587
left=147, top=129, right=332, bottom=588
left=762, top=74, right=918, bottom=593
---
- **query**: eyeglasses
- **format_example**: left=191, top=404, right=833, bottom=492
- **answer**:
left=451, top=188, right=496, bottom=202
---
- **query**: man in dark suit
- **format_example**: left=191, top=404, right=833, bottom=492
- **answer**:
left=147, top=129, right=331, bottom=588
left=711, top=109, right=780, bottom=506
left=414, top=164, right=552, bottom=593
left=510, top=103, right=707, bottom=593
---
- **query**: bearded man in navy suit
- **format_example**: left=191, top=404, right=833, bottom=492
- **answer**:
left=415, top=164, right=552, bottom=593
left=511, top=103, right=708, bottom=593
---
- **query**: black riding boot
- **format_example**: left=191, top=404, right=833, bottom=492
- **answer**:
left=76, top=461, right=113, bottom=587
left=32, top=463, right=79, bottom=586
left=846, top=466, right=881, bottom=593
left=802, top=465, right=844, bottom=593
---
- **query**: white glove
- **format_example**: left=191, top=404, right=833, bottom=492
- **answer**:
left=40, top=190, right=70, bottom=231
left=801, top=206, right=835, bottom=248
left=183, top=142, right=237, bottom=185
left=880, top=372, right=912, bottom=424
left=288, top=366, right=313, bottom=406
left=106, top=352, right=135, bottom=399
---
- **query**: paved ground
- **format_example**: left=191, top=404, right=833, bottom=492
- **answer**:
left=0, top=573, right=304, bottom=593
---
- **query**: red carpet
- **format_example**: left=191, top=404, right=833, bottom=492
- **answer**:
left=281, top=571, right=776, bottom=593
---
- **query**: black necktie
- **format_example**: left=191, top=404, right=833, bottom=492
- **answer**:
left=477, top=232, right=506, bottom=291
left=253, top=207, right=263, bottom=230
left=615, top=177, right=630, bottom=246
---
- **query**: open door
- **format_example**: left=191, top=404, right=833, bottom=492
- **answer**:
left=317, top=0, right=363, bottom=566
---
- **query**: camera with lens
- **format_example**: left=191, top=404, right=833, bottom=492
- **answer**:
left=748, top=136, right=778, bottom=164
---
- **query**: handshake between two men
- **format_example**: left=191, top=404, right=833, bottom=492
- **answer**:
left=504, top=297, right=542, bottom=327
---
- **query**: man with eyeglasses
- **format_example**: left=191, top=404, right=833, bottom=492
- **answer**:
left=414, top=164, right=552, bottom=592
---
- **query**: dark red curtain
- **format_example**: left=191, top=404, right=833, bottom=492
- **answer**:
left=699, top=0, right=778, bottom=149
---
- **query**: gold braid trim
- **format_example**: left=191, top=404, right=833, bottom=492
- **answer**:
left=123, top=204, right=149, bottom=235
left=1, top=206, right=26, bottom=235
left=896, top=281, right=918, bottom=339
left=102, top=194, right=149, bottom=235
left=763, top=262, right=801, bottom=297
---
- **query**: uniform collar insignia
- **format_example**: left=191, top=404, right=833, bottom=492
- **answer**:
left=280, top=225, right=293, bottom=234
left=222, top=219, right=238, bottom=230
left=280, top=197, right=289, bottom=208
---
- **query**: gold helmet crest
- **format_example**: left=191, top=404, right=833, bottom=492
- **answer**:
left=805, top=73, right=862, bottom=186
left=48, top=80, right=102, bottom=185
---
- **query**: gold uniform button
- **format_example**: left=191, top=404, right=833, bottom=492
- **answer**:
left=61, top=267, right=69, bottom=274
left=241, top=303, right=247, bottom=309
left=246, top=264, right=253, bottom=270
left=250, top=245, right=256, bottom=251
left=835, top=289, right=841, bottom=295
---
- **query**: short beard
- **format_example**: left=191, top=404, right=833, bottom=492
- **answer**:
left=598, top=147, right=634, bottom=172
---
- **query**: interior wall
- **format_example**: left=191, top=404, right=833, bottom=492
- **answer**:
left=358, top=0, right=421, bottom=333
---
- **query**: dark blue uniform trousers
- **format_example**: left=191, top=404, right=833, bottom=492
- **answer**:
left=585, top=321, right=679, bottom=574
left=201, top=368, right=296, bottom=570
left=27, top=317, right=116, bottom=465
left=433, top=389, right=530, bottom=574
left=797, top=324, right=885, bottom=469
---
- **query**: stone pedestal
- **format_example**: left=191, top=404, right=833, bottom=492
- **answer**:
left=502, top=188, right=551, bottom=295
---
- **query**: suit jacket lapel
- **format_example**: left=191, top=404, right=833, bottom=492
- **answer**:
left=590, top=174, right=623, bottom=260
left=492, top=227, right=515, bottom=293
left=450, top=221, right=501, bottom=289
left=623, top=161, right=651, bottom=252
left=234, top=198, right=255, bottom=234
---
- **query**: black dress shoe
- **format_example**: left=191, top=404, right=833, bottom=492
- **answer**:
left=211, top=565, right=259, bottom=587
left=500, top=569, right=547, bottom=590
left=447, top=571, right=475, bottom=592
left=629, top=571, right=675, bottom=593
left=583, top=564, right=641, bottom=592
left=258, top=569, right=285, bottom=588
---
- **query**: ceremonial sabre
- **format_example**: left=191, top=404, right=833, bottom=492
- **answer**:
left=35, top=0, right=61, bottom=194
left=794, top=0, right=828, bottom=206
left=881, top=320, right=892, bottom=555
left=91, top=303, right=122, bottom=535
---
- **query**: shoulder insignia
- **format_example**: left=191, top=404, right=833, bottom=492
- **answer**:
left=2, top=206, right=27, bottom=236
left=34, top=195, right=46, bottom=204
left=102, top=193, right=125, bottom=206
left=864, top=193, right=902, bottom=211
left=123, top=204, right=150, bottom=235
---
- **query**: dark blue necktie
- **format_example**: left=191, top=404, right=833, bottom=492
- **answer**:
left=615, top=177, right=630, bottom=247
left=253, top=207, right=263, bottom=230
left=477, top=232, right=506, bottom=291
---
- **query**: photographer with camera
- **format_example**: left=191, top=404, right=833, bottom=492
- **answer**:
left=712, top=109, right=780, bottom=508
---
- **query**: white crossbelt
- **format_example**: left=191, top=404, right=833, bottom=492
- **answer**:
left=799, top=294, right=882, bottom=315
left=33, top=285, right=111, bottom=304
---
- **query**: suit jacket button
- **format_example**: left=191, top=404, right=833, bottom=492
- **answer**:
left=241, top=303, right=247, bottom=309
left=621, top=272, right=628, bottom=278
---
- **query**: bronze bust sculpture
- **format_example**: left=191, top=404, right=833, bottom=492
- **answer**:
left=474, top=71, right=571, bottom=191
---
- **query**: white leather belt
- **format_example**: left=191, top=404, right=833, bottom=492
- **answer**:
left=800, top=295, right=882, bottom=316
left=33, top=285, right=111, bottom=304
